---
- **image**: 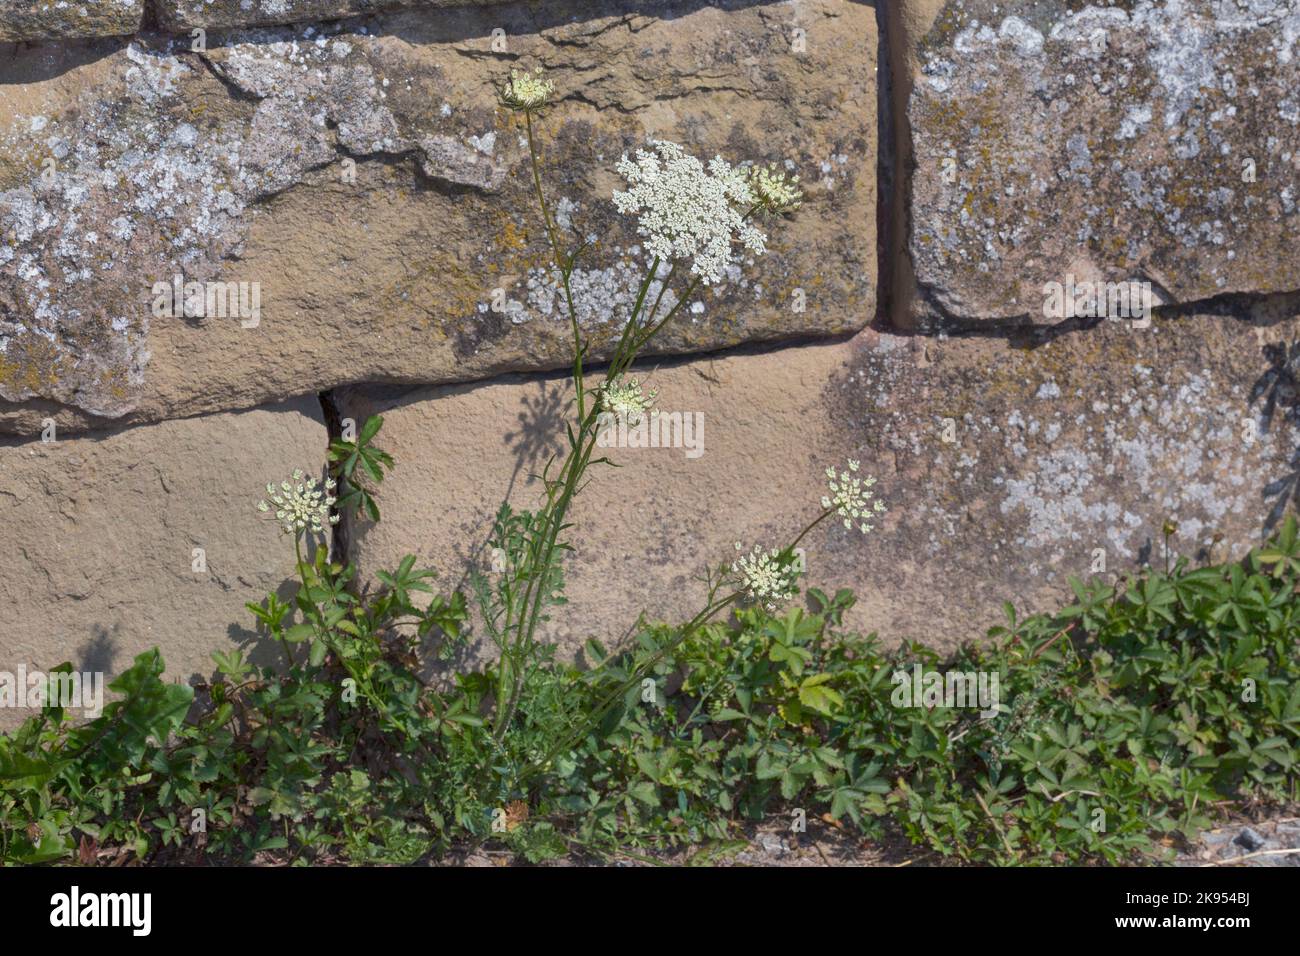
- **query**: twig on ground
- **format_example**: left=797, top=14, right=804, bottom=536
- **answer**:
left=1199, top=847, right=1300, bottom=866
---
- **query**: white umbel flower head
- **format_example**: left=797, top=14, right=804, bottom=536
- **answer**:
left=599, top=375, right=657, bottom=426
left=257, top=469, right=339, bottom=536
left=501, top=68, right=554, bottom=112
left=747, top=163, right=803, bottom=215
left=821, top=459, right=886, bottom=534
left=612, top=140, right=768, bottom=285
left=732, top=543, right=799, bottom=612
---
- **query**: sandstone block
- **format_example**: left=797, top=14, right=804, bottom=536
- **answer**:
left=0, top=396, right=326, bottom=729
left=0, top=0, right=142, bottom=42
left=154, top=0, right=509, bottom=32
left=891, top=0, right=1300, bottom=329
left=336, top=307, right=1300, bottom=658
left=0, top=0, right=877, bottom=435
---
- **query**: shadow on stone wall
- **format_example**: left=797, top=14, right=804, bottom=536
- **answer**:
left=78, top=624, right=120, bottom=679
left=1253, top=338, right=1300, bottom=531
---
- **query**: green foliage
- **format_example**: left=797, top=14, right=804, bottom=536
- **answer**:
left=1, top=418, right=473, bottom=865
left=327, top=413, right=393, bottom=522
left=2, top=406, right=1297, bottom=865
left=522, top=527, right=1300, bottom=864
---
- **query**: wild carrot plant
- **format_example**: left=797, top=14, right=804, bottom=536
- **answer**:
left=477, top=72, right=889, bottom=793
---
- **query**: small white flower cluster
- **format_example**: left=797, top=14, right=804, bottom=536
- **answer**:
left=257, top=470, right=339, bottom=536
left=746, top=163, right=803, bottom=215
left=613, top=140, right=767, bottom=285
left=822, top=460, right=886, bottom=534
left=501, top=68, right=553, bottom=112
left=732, top=543, right=799, bottom=612
left=599, top=376, right=657, bottom=426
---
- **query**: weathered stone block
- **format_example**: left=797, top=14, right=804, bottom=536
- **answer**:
left=0, top=396, right=326, bottom=729
left=337, top=309, right=1300, bottom=658
left=892, top=0, right=1300, bottom=329
left=0, top=0, right=142, bottom=41
left=154, top=0, right=510, bottom=32
left=0, top=0, right=877, bottom=435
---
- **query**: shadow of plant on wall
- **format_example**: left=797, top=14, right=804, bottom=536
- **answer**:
left=1250, top=338, right=1300, bottom=531
left=76, top=626, right=118, bottom=681
left=502, top=380, right=568, bottom=502
left=445, top=377, right=568, bottom=612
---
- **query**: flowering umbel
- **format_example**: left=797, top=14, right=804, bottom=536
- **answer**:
left=612, top=140, right=769, bottom=285
left=257, top=470, right=339, bottom=535
left=500, top=68, right=553, bottom=112
left=822, top=459, right=886, bottom=534
left=747, top=163, right=803, bottom=215
left=599, top=376, right=657, bottom=426
left=732, top=544, right=799, bottom=612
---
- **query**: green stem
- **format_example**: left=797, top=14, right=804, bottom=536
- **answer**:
left=493, top=112, right=670, bottom=741
left=494, top=111, right=590, bottom=731
left=489, top=144, right=771, bottom=757
left=278, top=536, right=311, bottom=671
left=525, top=111, right=585, bottom=417
left=626, top=274, right=703, bottom=360
left=494, top=426, right=602, bottom=741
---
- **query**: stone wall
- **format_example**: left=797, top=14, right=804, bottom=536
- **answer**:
left=3, top=0, right=1299, bottom=720
left=0, top=0, right=875, bottom=434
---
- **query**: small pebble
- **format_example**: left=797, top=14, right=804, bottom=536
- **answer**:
left=1234, top=827, right=1266, bottom=851
left=757, top=833, right=788, bottom=856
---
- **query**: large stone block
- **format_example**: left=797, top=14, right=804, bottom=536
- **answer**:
left=0, top=0, right=143, bottom=41
left=336, top=308, right=1300, bottom=660
left=891, top=0, right=1300, bottom=329
left=335, top=343, right=884, bottom=662
left=0, top=0, right=877, bottom=436
left=0, top=396, right=326, bottom=729
left=154, top=0, right=511, bottom=31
